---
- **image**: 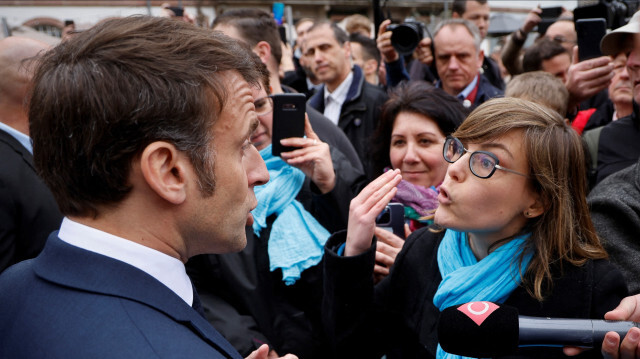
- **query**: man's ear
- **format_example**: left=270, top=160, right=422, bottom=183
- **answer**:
left=478, top=49, right=485, bottom=69
left=452, top=12, right=462, bottom=19
left=343, top=41, right=352, bottom=60
left=139, top=141, right=188, bottom=205
left=253, top=41, right=272, bottom=65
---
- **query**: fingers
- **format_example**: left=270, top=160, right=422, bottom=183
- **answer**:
left=374, top=227, right=405, bottom=248
left=619, top=328, right=640, bottom=359
left=373, top=263, right=390, bottom=278
left=601, top=332, right=622, bottom=359
left=245, top=344, right=269, bottom=359
left=563, top=346, right=586, bottom=357
left=345, top=170, right=402, bottom=256
left=378, top=19, right=391, bottom=37
left=605, top=295, right=640, bottom=321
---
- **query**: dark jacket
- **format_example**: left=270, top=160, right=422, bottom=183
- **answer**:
left=589, top=156, right=640, bottom=295
left=596, top=101, right=640, bottom=184
left=308, top=65, right=389, bottom=181
left=0, top=235, right=241, bottom=358
left=187, top=144, right=361, bottom=358
left=0, top=129, right=62, bottom=272
left=467, top=74, right=503, bottom=109
left=323, top=228, right=628, bottom=359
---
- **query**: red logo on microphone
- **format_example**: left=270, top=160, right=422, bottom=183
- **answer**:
left=457, top=301, right=499, bottom=326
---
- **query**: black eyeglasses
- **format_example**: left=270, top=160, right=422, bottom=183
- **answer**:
left=443, top=136, right=529, bottom=179
left=254, top=95, right=274, bottom=117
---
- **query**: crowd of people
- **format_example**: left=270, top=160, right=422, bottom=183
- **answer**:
left=0, top=1, right=640, bottom=358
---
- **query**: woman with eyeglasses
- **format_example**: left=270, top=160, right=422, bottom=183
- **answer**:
left=322, top=97, right=628, bottom=359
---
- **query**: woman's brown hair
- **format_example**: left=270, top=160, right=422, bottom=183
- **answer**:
left=453, top=97, right=607, bottom=301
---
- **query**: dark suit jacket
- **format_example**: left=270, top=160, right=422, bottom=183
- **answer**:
left=0, top=234, right=243, bottom=359
left=0, top=129, right=62, bottom=272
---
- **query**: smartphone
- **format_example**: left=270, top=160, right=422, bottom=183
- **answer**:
left=167, top=6, right=184, bottom=17
left=271, top=93, right=306, bottom=156
left=375, top=203, right=405, bottom=238
left=576, top=18, right=607, bottom=61
left=540, top=7, right=563, bottom=19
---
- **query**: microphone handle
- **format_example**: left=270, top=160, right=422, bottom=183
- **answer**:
left=518, top=316, right=640, bottom=348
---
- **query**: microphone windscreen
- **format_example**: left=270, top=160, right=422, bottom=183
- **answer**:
left=438, top=301, right=520, bottom=357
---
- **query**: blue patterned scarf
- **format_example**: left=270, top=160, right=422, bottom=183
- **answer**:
left=252, top=145, right=330, bottom=285
left=433, top=229, right=533, bottom=359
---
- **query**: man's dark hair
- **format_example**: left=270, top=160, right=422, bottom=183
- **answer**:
left=28, top=16, right=261, bottom=217
left=348, top=33, right=381, bottom=66
left=370, top=81, right=467, bottom=176
left=522, top=37, right=570, bottom=72
left=452, top=0, right=488, bottom=16
left=212, top=8, right=283, bottom=65
left=307, top=20, right=349, bottom=45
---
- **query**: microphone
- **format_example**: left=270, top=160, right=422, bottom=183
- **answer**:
left=437, top=301, right=640, bottom=357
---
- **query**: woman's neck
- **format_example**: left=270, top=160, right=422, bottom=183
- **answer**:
left=468, top=231, right=521, bottom=260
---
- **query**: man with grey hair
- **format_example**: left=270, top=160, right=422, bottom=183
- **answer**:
left=431, top=19, right=502, bottom=109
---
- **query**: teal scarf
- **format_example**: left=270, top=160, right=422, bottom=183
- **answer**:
left=433, top=229, right=533, bottom=359
left=252, top=145, right=330, bottom=285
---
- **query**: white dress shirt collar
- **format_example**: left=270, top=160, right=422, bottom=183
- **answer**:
left=0, top=122, right=32, bottom=154
left=323, top=71, right=354, bottom=125
left=57, top=217, right=194, bottom=306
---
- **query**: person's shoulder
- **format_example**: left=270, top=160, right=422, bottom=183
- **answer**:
left=402, top=226, right=445, bottom=259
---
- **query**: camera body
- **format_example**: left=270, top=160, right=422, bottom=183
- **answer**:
left=388, top=21, right=429, bottom=55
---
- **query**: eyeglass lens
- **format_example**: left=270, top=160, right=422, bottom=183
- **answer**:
left=443, top=137, right=497, bottom=178
left=254, top=97, right=273, bottom=116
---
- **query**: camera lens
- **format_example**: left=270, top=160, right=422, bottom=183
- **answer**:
left=390, top=23, right=423, bottom=55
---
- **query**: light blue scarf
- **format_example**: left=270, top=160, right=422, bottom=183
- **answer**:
left=433, top=229, right=533, bottom=359
left=252, top=145, right=330, bottom=285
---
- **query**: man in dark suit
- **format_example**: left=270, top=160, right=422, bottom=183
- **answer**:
left=0, top=16, right=295, bottom=359
left=0, top=36, right=62, bottom=272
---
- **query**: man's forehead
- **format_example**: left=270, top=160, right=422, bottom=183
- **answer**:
left=435, top=25, right=474, bottom=44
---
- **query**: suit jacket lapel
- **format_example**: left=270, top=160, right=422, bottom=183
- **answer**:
left=0, top=129, right=35, bottom=172
left=34, top=234, right=242, bottom=359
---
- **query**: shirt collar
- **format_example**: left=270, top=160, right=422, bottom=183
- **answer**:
left=324, top=71, right=354, bottom=106
left=57, top=217, right=194, bottom=306
left=457, top=74, right=479, bottom=100
left=0, top=122, right=32, bottom=154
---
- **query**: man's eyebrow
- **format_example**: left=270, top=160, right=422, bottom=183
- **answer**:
left=479, top=142, right=514, bottom=160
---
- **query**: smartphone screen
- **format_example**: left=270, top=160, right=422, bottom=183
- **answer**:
left=271, top=93, right=306, bottom=156
left=576, top=18, right=606, bottom=61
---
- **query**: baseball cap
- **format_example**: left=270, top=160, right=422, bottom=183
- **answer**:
left=601, top=10, right=640, bottom=56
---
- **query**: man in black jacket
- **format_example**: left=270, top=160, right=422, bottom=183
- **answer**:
left=593, top=10, right=640, bottom=184
left=303, top=21, right=389, bottom=181
left=0, top=36, right=62, bottom=272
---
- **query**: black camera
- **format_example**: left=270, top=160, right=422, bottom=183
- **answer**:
left=388, top=21, right=429, bottom=55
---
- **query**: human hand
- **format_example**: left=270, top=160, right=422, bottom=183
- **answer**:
left=564, top=295, right=640, bottom=358
left=522, top=7, right=542, bottom=34
left=377, top=19, right=400, bottom=63
left=566, top=46, right=614, bottom=110
left=344, top=169, right=402, bottom=257
left=372, top=225, right=406, bottom=283
left=415, top=37, right=433, bottom=66
left=280, top=42, right=296, bottom=74
left=245, top=344, right=298, bottom=359
left=279, top=115, right=335, bottom=194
